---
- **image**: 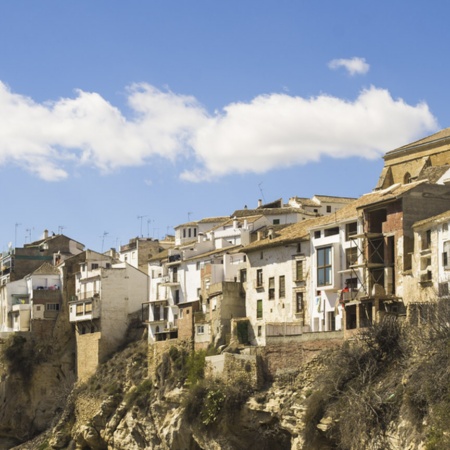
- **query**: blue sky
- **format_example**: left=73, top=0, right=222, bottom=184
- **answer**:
left=0, top=1, right=448, bottom=250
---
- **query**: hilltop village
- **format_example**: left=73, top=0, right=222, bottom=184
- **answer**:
left=2, top=127, right=450, bottom=388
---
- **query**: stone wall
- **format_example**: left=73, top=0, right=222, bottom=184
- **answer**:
left=205, top=353, right=261, bottom=388
left=257, top=333, right=343, bottom=379
left=76, top=332, right=101, bottom=382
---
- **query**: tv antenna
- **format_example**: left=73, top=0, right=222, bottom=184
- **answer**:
left=137, top=215, right=147, bottom=237
left=100, top=231, right=109, bottom=253
left=258, top=182, right=266, bottom=204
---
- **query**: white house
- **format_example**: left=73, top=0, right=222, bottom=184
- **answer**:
left=68, top=250, right=149, bottom=381
left=241, top=221, right=312, bottom=346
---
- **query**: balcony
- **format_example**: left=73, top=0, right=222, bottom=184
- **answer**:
left=69, top=298, right=100, bottom=322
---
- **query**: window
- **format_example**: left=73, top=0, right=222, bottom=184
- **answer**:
left=46, top=303, right=60, bottom=311
left=85, top=302, right=92, bottom=313
left=314, top=230, right=321, bottom=239
left=257, top=326, right=262, bottom=337
left=326, top=205, right=331, bottom=213
left=260, top=251, right=264, bottom=260
left=183, top=229, right=186, bottom=238
left=317, top=246, right=332, bottom=286
left=91, top=263, right=99, bottom=270
left=172, top=267, right=178, bottom=283
left=76, top=304, right=84, bottom=316
left=188, top=228, right=192, bottom=238
left=346, top=247, right=358, bottom=269
left=297, top=242, right=302, bottom=253
left=324, top=227, right=339, bottom=237
left=174, top=289, right=180, bottom=305
left=273, top=219, right=280, bottom=225
left=345, top=222, right=357, bottom=240
left=423, top=230, right=431, bottom=250
left=257, top=299, right=263, bottom=319
left=268, top=277, right=275, bottom=300
left=194, top=228, right=197, bottom=237
left=197, top=325, right=205, bottom=334
left=404, top=172, right=412, bottom=184
left=443, top=241, right=450, bottom=269
left=256, top=269, right=263, bottom=287
left=240, top=269, right=247, bottom=283
left=296, top=292, right=304, bottom=313
left=279, top=275, right=285, bottom=298
left=295, top=260, right=304, bottom=281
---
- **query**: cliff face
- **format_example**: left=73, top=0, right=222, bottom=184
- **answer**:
left=0, top=315, right=76, bottom=447
left=8, top=317, right=450, bottom=450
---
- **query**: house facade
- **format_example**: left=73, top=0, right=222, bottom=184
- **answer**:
left=68, top=250, right=148, bottom=381
left=241, top=222, right=311, bottom=346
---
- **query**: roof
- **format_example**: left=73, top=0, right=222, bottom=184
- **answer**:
left=240, top=221, right=312, bottom=252
left=292, top=197, right=320, bottom=207
left=413, top=209, right=450, bottom=229
left=29, top=262, right=60, bottom=276
left=313, top=195, right=356, bottom=203
left=231, top=206, right=318, bottom=218
left=210, top=214, right=264, bottom=231
left=384, top=127, right=450, bottom=160
left=26, top=233, right=84, bottom=249
left=241, top=183, right=435, bottom=251
left=148, top=248, right=170, bottom=262
left=417, top=165, right=450, bottom=183
left=174, top=217, right=229, bottom=228
left=184, top=244, right=242, bottom=262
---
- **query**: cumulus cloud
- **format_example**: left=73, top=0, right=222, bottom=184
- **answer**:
left=328, top=57, right=370, bottom=76
left=0, top=81, right=438, bottom=182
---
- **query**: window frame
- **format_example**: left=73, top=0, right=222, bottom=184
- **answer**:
left=317, top=246, right=332, bottom=286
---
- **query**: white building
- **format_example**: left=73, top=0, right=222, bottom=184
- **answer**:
left=68, top=250, right=148, bottom=381
left=241, top=221, right=312, bottom=346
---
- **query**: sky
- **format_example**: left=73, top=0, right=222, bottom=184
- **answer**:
left=0, top=1, right=448, bottom=251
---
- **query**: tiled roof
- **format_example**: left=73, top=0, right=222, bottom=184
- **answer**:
left=231, top=207, right=317, bottom=218
left=417, top=165, right=450, bottom=183
left=184, top=245, right=243, bottom=262
left=30, top=262, right=60, bottom=276
left=210, top=214, right=264, bottom=230
left=293, top=197, right=320, bottom=207
left=241, top=183, right=432, bottom=252
left=413, top=209, right=450, bottom=229
left=148, top=248, right=170, bottom=262
left=198, top=216, right=229, bottom=224
left=240, top=221, right=312, bottom=252
left=314, top=195, right=356, bottom=203
left=385, top=127, right=450, bottom=159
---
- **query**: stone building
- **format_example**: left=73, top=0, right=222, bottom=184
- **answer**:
left=376, top=127, right=450, bottom=190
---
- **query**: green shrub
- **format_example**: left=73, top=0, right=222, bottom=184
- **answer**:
left=183, top=379, right=253, bottom=429
left=124, top=379, right=153, bottom=409
left=186, top=350, right=206, bottom=384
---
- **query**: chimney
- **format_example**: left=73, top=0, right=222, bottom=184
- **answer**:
left=233, top=217, right=238, bottom=229
left=43, top=229, right=49, bottom=240
left=258, top=199, right=262, bottom=208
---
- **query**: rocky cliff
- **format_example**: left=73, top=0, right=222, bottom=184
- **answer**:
left=5, top=313, right=450, bottom=450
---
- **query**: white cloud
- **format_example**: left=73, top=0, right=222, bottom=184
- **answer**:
left=0, top=81, right=438, bottom=182
left=328, top=57, right=370, bottom=76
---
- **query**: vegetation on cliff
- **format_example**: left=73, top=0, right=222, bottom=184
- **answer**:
left=303, top=301, right=450, bottom=450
